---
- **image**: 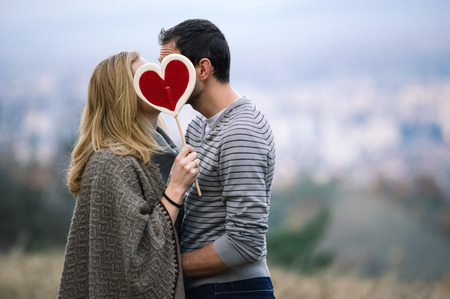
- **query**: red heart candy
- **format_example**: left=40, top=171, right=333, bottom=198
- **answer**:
left=134, top=54, right=196, bottom=116
left=139, top=60, right=188, bottom=112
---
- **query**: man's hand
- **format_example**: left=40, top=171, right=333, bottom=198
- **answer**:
left=182, top=242, right=229, bottom=277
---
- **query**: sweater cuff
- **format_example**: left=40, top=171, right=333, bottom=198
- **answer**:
left=214, top=235, right=245, bottom=268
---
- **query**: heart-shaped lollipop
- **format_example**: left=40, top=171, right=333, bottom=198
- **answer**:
left=134, top=54, right=196, bottom=117
left=133, top=54, right=202, bottom=196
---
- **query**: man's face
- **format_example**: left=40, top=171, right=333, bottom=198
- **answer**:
left=159, top=41, right=179, bottom=63
left=159, top=41, right=202, bottom=105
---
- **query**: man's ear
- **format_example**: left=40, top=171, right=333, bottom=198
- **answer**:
left=197, top=58, right=212, bottom=81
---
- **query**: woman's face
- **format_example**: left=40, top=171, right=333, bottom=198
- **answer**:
left=132, top=56, right=148, bottom=74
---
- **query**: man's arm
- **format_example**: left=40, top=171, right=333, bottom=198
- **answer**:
left=182, top=242, right=229, bottom=277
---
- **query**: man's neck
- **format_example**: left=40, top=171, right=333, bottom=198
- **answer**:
left=193, top=82, right=240, bottom=118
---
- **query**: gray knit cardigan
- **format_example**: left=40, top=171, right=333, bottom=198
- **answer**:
left=58, top=148, right=184, bottom=298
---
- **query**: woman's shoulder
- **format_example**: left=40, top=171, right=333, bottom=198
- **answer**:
left=91, top=148, right=136, bottom=163
left=86, top=148, right=141, bottom=175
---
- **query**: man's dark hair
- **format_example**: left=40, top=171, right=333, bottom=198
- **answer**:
left=159, top=19, right=231, bottom=83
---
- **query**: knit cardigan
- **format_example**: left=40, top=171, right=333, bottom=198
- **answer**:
left=58, top=148, right=184, bottom=298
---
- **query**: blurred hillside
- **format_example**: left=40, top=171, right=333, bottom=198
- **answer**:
left=267, top=175, right=450, bottom=281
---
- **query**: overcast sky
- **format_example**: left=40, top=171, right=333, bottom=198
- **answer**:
left=1, top=0, right=449, bottom=84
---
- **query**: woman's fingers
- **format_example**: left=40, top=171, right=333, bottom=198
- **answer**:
left=179, top=145, right=199, bottom=168
left=173, top=145, right=200, bottom=179
left=192, top=158, right=200, bottom=168
left=179, top=144, right=194, bottom=156
left=190, top=158, right=200, bottom=171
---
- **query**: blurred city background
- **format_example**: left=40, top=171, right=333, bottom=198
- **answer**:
left=1, top=0, right=450, bottom=298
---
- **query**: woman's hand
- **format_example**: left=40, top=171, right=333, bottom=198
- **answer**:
left=170, top=144, right=200, bottom=193
left=163, top=145, right=199, bottom=221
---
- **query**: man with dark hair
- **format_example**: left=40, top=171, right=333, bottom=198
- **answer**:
left=159, top=19, right=276, bottom=298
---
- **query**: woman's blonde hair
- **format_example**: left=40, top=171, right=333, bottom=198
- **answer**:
left=68, top=51, right=164, bottom=196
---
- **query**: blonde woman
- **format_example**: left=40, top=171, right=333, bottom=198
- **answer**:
left=58, top=51, right=199, bottom=298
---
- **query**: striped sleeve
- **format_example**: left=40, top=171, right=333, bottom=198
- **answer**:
left=213, top=108, right=275, bottom=268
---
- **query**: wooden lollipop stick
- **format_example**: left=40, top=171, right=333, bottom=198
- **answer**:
left=175, top=115, right=202, bottom=196
left=175, top=114, right=187, bottom=145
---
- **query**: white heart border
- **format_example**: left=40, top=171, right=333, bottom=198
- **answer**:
left=133, top=54, right=196, bottom=117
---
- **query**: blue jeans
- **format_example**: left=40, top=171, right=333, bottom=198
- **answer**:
left=185, top=277, right=275, bottom=299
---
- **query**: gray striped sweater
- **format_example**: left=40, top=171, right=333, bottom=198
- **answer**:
left=182, top=98, right=276, bottom=288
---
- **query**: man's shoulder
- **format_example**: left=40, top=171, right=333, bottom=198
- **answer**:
left=225, top=98, right=267, bottom=123
left=222, top=99, right=270, bottom=129
left=187, top=114, right=205, bottom=131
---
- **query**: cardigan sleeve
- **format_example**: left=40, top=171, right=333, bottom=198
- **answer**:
left=84, top=154, right=179, bottom=298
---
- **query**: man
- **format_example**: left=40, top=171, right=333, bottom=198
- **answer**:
left=159, top=19, right=276, bottom=298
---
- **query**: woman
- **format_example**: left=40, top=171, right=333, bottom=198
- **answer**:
left=58, top=51, right=198, bottom=298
